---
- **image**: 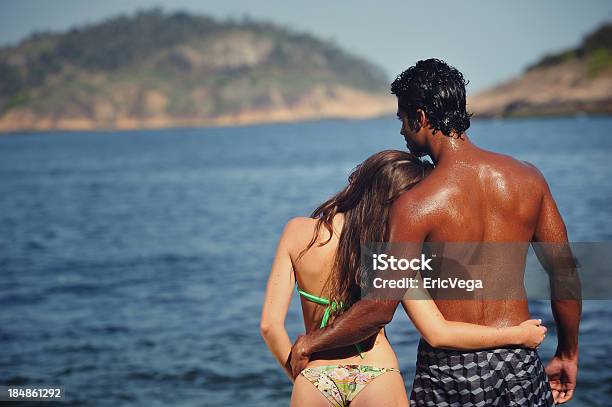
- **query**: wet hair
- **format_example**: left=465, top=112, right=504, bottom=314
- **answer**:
left=391, top=58, right=472, bottom=137
left=300, top=150, right=433, bottom=317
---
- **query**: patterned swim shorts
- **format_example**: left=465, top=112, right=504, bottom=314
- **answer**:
left=410, top=339, right=554, bottom=406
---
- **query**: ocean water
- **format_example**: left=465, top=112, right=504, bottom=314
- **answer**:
left=0, top=116, right=611, bottom=406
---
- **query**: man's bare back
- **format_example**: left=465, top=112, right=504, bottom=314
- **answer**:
left=391, top=140, right=550, bottom=327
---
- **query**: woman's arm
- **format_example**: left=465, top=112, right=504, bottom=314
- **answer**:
left=260, top=220, right=297, bottom=380
left=401, top=298, right=546, bottom=350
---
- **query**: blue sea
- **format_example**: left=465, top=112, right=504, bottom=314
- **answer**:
left=0, top=117, right=611, bottom=406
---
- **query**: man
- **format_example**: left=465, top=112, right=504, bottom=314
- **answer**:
left=289, top=59, right=581, bottom=406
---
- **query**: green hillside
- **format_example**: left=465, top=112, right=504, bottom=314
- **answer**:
left=527, top=22, right=612, bottom=76
left=470, top=23, right=612, bottom=117
left=0, top=9, right=392, bottom=132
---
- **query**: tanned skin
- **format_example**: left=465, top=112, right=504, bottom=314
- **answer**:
left=289, top=109, right=581, bottom=404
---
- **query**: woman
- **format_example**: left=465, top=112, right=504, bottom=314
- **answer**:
left=260, top=150, right=546, bottom=407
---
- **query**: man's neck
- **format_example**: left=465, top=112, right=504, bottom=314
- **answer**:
left=428, top=132, right=475, bottom=165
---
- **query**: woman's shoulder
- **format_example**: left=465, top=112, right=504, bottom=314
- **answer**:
left=283, top=214, right=343, bottom=238
left=276, top=217, right=316, bottom=255
left=282, top=216, right=317, bottom=239
left=280, top=214, right=343, bottom=251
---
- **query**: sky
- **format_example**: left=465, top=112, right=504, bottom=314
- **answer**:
left=0, top=0, right=610, bottom=92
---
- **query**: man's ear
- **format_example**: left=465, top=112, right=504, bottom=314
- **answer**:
left=416, top=109, right=429, bottom=130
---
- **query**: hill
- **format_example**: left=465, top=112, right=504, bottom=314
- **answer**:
left=0, top=9, right=395, bottom=133
left=469, top=23, right=612, bottom=117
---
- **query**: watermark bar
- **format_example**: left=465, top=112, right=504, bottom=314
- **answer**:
left=359, top=242, right=612, bottom=301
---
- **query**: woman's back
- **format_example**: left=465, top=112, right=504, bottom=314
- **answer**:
left=284, top=215, right=400, bottom=369
left=286, top=216, right=340, bottom=333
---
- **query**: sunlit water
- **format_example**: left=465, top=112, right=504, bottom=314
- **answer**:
left=0, top=116, right=611, bottom=406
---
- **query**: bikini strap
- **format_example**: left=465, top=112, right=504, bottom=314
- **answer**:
left=297, top=287, right=364, bottom=359
left=297, top=288, right=330, bottom=306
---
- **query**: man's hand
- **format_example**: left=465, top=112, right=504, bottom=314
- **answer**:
left=545, top=355, right=578, bottom=404
left=288, top=334, right=311, bottom=379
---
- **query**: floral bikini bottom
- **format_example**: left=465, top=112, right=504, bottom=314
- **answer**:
left=300, top=364, right=401, bottom=407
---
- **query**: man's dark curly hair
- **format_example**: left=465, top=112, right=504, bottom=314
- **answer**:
left=391, top=58, right=472, bottom=137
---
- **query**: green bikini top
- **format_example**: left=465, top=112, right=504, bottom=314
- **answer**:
left=297, top=287, right=364, bottom=359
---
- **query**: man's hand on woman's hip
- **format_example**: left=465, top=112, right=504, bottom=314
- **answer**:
left=288, top=334, right=311, bottom=379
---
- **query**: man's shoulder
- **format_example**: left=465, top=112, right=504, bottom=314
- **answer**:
left=519, top=159, right=547, bottom=181
left=483, top=150, right=548, bottom=188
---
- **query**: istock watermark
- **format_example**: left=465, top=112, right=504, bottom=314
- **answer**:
left=372, top=253, right=434, bottom=271
left=359, top=242, right=611, bottom=301
left=370, top=252, right=483, bottom=292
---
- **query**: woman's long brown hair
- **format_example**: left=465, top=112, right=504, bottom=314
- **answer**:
left=300, top=150, right=433, bottom=318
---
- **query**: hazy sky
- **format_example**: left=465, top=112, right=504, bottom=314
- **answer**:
left=1, top=1, right=610, bottom=92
